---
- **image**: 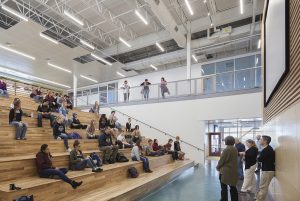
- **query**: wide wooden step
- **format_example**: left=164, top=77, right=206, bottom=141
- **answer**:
left=0, top=155, right=181, bottom=201
left=0, top=148, right=132, bottom=182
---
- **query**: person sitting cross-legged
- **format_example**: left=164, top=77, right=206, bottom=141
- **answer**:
left=70, top=113, right=87, bottom=129
left=37, top=100, right=55, bottom=127
left=98, top=127, right=118, bottom=164
left=36, top=144, right=83, bottom=189
left=70, top=140, right=102, bottom=173
left=131, top=139, right=153, bottom=173
left=86, top=120, right=99, bottom=139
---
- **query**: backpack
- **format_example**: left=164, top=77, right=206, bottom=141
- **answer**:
left=14, top=195, right=33, bottom=201
left=116, top=152, right=129, bottom=162
left=128, top=167, right=139, bottom=178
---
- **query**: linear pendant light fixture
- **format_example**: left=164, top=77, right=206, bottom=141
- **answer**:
left=80, top=75, right=98, bottom=83
left=80, top=39, right=95, bottom=50
left=155, top=42, right=165, bottom=52
left=134, top=10, right=148, bottom=25
left=0, top=44, right=35, bottom=60
left=257, top=39, right=261, bottom=49
left=185, top=0, right=194, bottom=15
left=116, top=71, right=125, bottom=77
left=48, top=62, right=72, bottom=73
left=240, top=0, right=244, bottom=14
left=119, top=37, right=132, bottom=48
left=64, top=10, right=84, bottom=26
left=40, top=33, right=58, bottom=44
left=1, top=5, right=28, bottom=21
left=192, top=55, right=198, bottom=62
left=91, top=53, right=112, bottom=66
left=150, top=64, right=158, bottom=71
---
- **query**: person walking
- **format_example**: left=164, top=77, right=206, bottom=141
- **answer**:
left=216, top=136, right=238, bottom=201
left=160, top=77, right=169, bottom=99
left=121, top=80, right=130, bottom=102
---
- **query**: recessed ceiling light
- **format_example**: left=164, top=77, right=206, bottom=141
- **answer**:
left=119, top=37, right=131, bottom=48
left=150, top=64, right=158, bottom=71
left=0, top=44, right=35, bottom=60
left=116, top=71, right=125, bottom=77
left=40, top=33, right=58, bottom=45
left=1, top=5, right=28, bottom=21
left=134, top=10, right=148, bottom=25
left=48, top=62, right=72, bottom=73
left=64, top=10, right=84, bottom=26
left=208, top=12, right=210, bottom=16
left=185, top=0, right=194, bottom=15
left=80, top=39, right=95, bottom=50
left=155, top=42, right=165, bottom=52
left=91, top=53, right=112, bottom=66
left=80, top=75, right=98, bottom=83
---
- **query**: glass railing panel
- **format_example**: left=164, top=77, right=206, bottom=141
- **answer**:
left=177, top=80, right=191, bottom=96
left=235, top=68, right=255, bottom=90
left=216, top=71, right=234, bottom=92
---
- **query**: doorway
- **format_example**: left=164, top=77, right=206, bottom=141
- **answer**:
left=208, top=132, right=221, bottom=156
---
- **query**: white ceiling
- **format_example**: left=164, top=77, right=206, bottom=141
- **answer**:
left=0, top=0, right=265, bottom=89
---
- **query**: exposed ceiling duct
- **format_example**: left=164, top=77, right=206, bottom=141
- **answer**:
left=146, top=0, right=186, bottom=48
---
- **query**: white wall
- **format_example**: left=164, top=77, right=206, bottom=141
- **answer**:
left=100, top=92, right=263, bottom=164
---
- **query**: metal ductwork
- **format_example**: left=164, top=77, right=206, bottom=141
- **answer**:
left=146, top=0, right=186, bottom=48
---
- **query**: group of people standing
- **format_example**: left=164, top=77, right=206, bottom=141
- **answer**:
left=217, top=135, right=275, bottom=201
left=119, top=77, right=170, bottom=102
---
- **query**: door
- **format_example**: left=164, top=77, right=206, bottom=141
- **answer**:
left=208, top=132, right=221, bottom=156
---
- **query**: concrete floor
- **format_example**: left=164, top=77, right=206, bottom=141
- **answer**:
left=138, top=160, right=272, bottom=201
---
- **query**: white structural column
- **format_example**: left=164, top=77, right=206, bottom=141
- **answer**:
left=186, top=21, right=191, bottom=79
left=73, top=73, right=78, bottom=108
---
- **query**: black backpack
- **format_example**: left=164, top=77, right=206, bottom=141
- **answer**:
left=128, top=167, right=139, bottom=178
left=14, top=195, right=33, bottom=201
left=116, top=152, right=129, bottom=162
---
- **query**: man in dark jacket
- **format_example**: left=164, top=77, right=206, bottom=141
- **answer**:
left=36, top=144, right=82, bottom=189
left=37, top=100, right=54, bottom=127
left=52, top=115, right=71, bottom=151
left=98, top=127, right=118, bottom=164
left=256, top=135, right=275, bottom=201
left=235, top=138, right=246, bottom=180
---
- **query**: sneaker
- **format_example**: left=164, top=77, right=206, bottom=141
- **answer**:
left=92, top=168, right=103, bottom=173
left=57, top=137, right=62, bottom=140
left=145, top=169, right=153, bottom=173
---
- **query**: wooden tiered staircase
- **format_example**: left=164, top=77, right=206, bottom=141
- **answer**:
left=0, top=95, right=194, bottom=201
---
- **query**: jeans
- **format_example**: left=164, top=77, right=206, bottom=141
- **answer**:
left=115, top=122, right=121, bottom=129
left=37, top=113, right=54, bottom=127
left=39, top=168, right=72, bottom=185
left=143, top=89, right=149, bottom=100
left=219, top=174, right=238, bottom=201
left=10, top=121, right=28, bottom=139
left=64, top=119, right=73, bottom=128
left=33, top=95, right=43, bottom=103
left=132, top=156, right=150, bottom=171
left=90, top=153, right=102, bottom=166
left=0, top=89, right=8, bottom=96
left=73, top=157, right=98, bottom=170
left=238, top=157, right=244, bottom=179
left=123, top=93, right=130, bottom=102
left=56, top=133, right=70, bottom=149
left=100, top=145, right=118, bottom=162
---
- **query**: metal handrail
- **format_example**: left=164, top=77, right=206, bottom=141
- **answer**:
left=239, top=127, right=262, bottom=140
left=108, top=106, right=205, bottom=152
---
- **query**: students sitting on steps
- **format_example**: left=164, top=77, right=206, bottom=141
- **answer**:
left=36, top=144, right=83, bottom=189
left=70, top=113, right=87, bottom=129
left=9, top=99, right=28, bottom=140
left=53, top=115, right=72, bottom=152
left=116, top=130, right=133, bottom=149
left=145, top=139, right=162, bottom=156
left=131, top=139, right=153, bottom=173
left=164, top=139, right=177, bottom=160
left=98, top=127, right=119, bottom=164
left=86, top=120, right=99, bottom=139
left=70, top=140, right=102, bottom=172
left=37, top=100, right=55, bottom=127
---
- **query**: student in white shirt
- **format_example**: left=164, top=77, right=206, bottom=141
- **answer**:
left=121, top=80, right=130, bottom=102
left=131, top=139, right=152, bottom=173
left=116, top=131, right=133, bottom=149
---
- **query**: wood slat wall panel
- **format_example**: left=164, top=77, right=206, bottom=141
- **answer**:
left=264, top=0, right=300, bottom=123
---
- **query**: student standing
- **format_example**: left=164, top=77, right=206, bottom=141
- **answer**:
left=240, top=139, right=258, bottom=193
left=160, top=77, right=169, bottom=99
left=256, top=135, right=275, bottom=201
left=216, top=136, right=238, bottom=201
left=140, top=79, right=151, bottom=101
left=36, top=144, right=82, bottom=189
left=121, top=80, right=130, bottom=102
left=131, top=139, right=152, bottom=173
left=9, top=99, right=28, bottom=140
left=235, top=138, right=246, bottom=180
